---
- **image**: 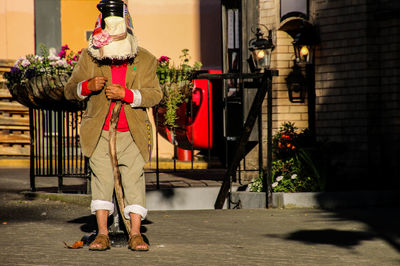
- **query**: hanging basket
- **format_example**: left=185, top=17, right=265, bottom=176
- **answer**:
left=8, top=69, right=84, bottom=111
left=154, top=102, right=193, bottom=149
left=153, top=80, right=193, bottom=149
left=154, top=76, right=214, bottom=151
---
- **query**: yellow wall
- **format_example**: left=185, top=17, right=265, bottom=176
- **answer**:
left=60, top=0, right=99, bottom=53
left=129, top=0, right=201, bottom=65
left=0, top=0, right=35, bottom=60
left=130, top=0, right=203, bottom=159
left=60, top=0, right=202, bottom=65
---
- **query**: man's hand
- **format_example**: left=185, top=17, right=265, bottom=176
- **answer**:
left=87, top=76, right=107, bottom=92
left=105, top=84, right=125, bottom=100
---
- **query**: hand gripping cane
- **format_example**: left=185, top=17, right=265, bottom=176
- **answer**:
left=108, top=100, right=131, bottom=235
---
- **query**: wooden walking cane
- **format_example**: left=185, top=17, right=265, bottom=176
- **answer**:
left=109, top=100, right=131, bottom=235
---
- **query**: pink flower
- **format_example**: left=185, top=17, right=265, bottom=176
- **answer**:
left=58, top=50, right=67, bottom=58
left=15, top=56, right=26, bottom=67
left=48, top=55, right=60, bottom=61
left=56, top=59, right=67, bottom=67
left=158, top=56, right=170, bottom=63
left=61, top=44, right=70, bottom=51
left=93, top=30, right=112, bottom=48
left=21, top=59, right=31, bottom=67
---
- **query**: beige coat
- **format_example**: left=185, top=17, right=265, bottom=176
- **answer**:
left=64, top=47, right=163, bottom=161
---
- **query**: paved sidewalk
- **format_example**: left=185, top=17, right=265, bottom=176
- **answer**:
left=0, top=168, right=399, bottom=265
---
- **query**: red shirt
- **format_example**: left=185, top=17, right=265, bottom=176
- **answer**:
left=81, top=64, right=134, bottom=131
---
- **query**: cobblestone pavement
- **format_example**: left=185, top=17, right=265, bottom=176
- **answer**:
left=0, top=168, right=399, bottom=265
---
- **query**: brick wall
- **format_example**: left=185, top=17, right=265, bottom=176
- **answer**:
left=260, top=0, right=310, bottom=135
left=258, top=0, right=400, bottom=190
left=311, top=0, right=372, bottom=187
left=311, top=0, right=400, bottom=189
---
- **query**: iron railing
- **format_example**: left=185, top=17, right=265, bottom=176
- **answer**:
left=29, top=108, right=88, bottom=192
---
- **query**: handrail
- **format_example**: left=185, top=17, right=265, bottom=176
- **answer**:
left=194, top=70, right=278, bottom=80
left=211, top=70, right=278, bottom=209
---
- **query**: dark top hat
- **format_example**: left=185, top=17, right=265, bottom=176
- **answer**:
left=97, top=0, right=124, bottom=18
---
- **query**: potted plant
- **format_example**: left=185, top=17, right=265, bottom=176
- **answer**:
left=4, top=44, right=82, bottom=111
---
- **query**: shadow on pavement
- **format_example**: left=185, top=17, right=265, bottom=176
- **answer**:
left=68, top=215, right=97, bottom=233
left=67, top=215, right=152, bottom=234
left=285, top=229, right=376, bottom=248
left=267, top=206, right=400, bottom=253
left=318, top=207, right=400, bottom=253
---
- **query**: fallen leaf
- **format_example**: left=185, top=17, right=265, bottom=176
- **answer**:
left=63, top=240, right=84, bottom=249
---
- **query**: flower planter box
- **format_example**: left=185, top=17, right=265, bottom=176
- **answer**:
left=230, top=190, right=400, bottom=209
left=230, top=191, right=266, bottom=209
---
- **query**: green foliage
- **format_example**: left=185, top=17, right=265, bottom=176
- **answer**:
left=271, top=158, right=319, bottom=193
left=249, top=121, right=326, bottom=193
left=162, top=81, right=188, bottom=128
left=156, top=49, right=202, bottom=128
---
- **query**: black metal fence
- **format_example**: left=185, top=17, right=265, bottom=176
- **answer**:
left=29, top=108, right=88, bottom=192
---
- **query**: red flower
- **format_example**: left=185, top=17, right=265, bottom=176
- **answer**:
left=61, top=44, right=70, bottom=51
left=158, top=56, right=170, bottom=63
left=58, top=50, right=67, bottom=58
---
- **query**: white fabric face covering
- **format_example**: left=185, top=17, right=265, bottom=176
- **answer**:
left=88, top=16, right=138, bottom=61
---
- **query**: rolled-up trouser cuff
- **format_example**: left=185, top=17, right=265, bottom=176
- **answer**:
left=91, top=200, right=114, bottom=215
left=124, top=204, right=148, bottom=220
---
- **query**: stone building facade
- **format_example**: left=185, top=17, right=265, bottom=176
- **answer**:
left=259, top=0, right=400, bottom=190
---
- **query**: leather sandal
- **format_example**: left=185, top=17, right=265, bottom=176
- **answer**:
left=128, top=234, right=149, bottom=251
left=89, top=234, right=111, bottom=251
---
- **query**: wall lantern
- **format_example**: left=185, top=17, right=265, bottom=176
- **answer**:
left=279, top=19, right=317, bottom=102
left=286, top=64, right=307, bottom=103
left=292, top=25, right=316, bottom=65
left=248, top=25, right=275, bottom=72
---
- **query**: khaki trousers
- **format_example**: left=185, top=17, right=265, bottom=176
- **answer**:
left=89, top=130, right=147, bottom=219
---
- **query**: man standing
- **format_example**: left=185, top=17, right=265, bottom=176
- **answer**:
left=65, top=0, right=162, bottom=251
